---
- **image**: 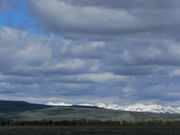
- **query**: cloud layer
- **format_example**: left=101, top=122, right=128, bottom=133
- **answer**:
left=0, top=0, right=180, bottom=106
left=28, top=0, right=180, bottom=40
left=0, top=26, right=180, bottom=106
left=0, top=0, right=15, bottom=11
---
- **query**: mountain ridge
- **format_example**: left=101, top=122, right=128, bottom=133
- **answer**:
left=0, top=100, right=180, bottom=121
left=47, top=102, right=180, bottom=114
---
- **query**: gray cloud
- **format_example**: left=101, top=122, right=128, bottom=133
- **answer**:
left=0, top=0, right=15, bottom=10
left=0, top=26, right=180, bottom=106
left=63, top=0, right=177, bottom=10
left=0, top=27, right=128, bottom=100
left=28, top=0, right=180, bottom=39
left=1, top=0, right=180, bottom=106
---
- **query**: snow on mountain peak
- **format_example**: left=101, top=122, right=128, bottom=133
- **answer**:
left=94, top=103, right=180, bottom=114
left=47, top=102, right=72, bottom=106
left=46, top=102, right=180, bottom=114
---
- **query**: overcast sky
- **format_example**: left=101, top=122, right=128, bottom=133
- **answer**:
left=0, top=0, right=180, bottom=106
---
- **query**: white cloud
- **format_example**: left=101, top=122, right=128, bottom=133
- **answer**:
left=51, top=59, right=85, bottom=70
left=170, top=69, right=180, bottom=77
left=75, top=73, right=127, bottom=83
left=15, top=44, right=52, bottom=65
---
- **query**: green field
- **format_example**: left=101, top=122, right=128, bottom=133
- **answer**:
left=1, top=106, right=180, bottom=121
left=0, top=125, right=179, bottom=135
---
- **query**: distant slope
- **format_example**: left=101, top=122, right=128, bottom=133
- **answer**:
left=0, top=100, right=180, bottom=121
left=0, top=100, right=50, bottom=113
left=18, top=106, right=180, bottom=121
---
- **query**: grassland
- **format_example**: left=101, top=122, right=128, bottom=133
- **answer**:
left=0, top=125, right=179, bottom=135
left=1, top=106, right=180, bottom=121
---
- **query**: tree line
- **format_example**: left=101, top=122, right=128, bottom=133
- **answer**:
left=0, top=119, right=179, bottom=126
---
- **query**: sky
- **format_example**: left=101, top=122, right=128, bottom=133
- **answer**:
left=0, top=0, right=180, bottom=106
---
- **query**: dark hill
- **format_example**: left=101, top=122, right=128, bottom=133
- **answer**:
left=0, top=100, right=50, bottom=113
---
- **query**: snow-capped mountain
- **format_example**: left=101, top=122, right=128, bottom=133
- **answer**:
left=94, top=103, right=180, bottom=114
left=46, top=102, right=180, bottom=114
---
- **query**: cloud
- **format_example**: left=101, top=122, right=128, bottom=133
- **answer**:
left=0, top=0, right=179, bottom=106
left=0, top=27, right=129, bottom=101
left=27, top=0, right=139, bottom=37
left=28, top=0, right=180, bottom=39
left=1, top=21, right=180, bottom=105
left=63, top=0, right=176, bottom=10
left=75, top=73, right=127, bottom=83
left=170, top=69, right=180, bottom=77
left=0, top=0, right=15, bottom=11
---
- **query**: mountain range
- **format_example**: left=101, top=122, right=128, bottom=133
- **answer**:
left=0, top=100, right=179, bottom=121
left=47, top=102, right=180, bottom=114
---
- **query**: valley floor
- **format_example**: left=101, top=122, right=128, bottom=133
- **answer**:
left=0, top=125, right=180, bottom=135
